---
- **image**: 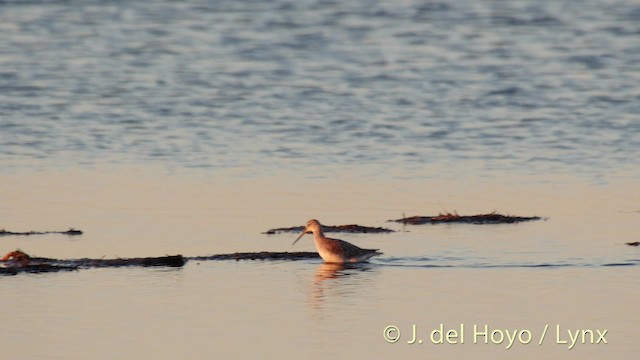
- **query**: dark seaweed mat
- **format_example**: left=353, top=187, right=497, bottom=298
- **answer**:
left=189, top=251, right=320, bottom=261
left=0, top=263, right=79, bottom=275
left=0, top=228, right=83, bottom=236
left=1, top=252, right=324, bottom=275
left=263, top=224, right=394, bottom=234
left=389, top=212, right=543, bottom=225
left=1, top=255, right=185, bottom=276
left=30, top=255, right=187, bottom=268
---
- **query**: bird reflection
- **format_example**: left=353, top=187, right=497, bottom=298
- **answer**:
left=314, top=262, right=345, bottom=282
left=309, top=262, right=376, bottom=313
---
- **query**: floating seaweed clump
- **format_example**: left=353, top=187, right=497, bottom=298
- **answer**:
left=0, top=228, right=83, bottom=236
left=0, top=263, right=79, bottom=275
left=1, top=249, right=185, bottom=276
left=0, top=249, right=324, bottom=276
left=189, top=251, right=320, bottom=261
left=263, top=224, right=394, bottom=234
left=389, top=211, right=543, bottom=225
left=39, top=255, right=187, bottom=268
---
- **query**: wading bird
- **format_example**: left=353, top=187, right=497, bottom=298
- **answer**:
left=292, top=219, right=382, bottom=263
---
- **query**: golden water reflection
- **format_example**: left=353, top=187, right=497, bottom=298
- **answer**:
left=1, top=167, right=639, bottom=359
left=310, top=262, right=379, bottom=313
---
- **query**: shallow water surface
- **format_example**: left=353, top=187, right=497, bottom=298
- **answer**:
left=1, top=0, right=639, bottom=358
left=3, top=262, right=638, bottom=359
left=0, top=0, right=638, bottom=179
left=1, top=168, right=639, bottom=359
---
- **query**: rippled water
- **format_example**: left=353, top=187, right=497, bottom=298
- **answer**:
left=1, top=1, right=639, bottom=359
left=1, top=0, right=639, bottom=179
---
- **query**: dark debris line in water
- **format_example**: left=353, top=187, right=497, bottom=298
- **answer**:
left=0, top=251, right=187, bottom=276
left=189, top=252, right=320, bottom=261
left=0, top=251, right=321, bottom=276
left=263, top=224, right=394, bottom=234
left=0, top=228, right=83, bottom=236
left=389, top=212, right=544, bottom=225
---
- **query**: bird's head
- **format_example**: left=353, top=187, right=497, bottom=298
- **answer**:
left=292, top=219, right=322, bottom=246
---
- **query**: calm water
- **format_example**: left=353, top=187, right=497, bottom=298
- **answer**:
left=1, top=0, right=639, bottom=359
left=1, top=0, right=639, bottom=179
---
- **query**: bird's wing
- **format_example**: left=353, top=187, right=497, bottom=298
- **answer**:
left=332, top=238, right=380, bottom=258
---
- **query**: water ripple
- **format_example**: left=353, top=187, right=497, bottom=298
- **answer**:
left=0, top=0, right=638, bottom=179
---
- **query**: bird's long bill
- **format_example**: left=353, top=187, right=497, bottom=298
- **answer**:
left=292, top=229, right=307, bottom=246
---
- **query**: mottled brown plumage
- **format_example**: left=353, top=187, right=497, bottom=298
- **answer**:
left=292, top=219, right=382, bottom=263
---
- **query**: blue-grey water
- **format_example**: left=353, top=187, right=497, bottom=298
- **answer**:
left=1, top=0, right=639, bottom=179
left=1, top=1, right=639, bottom=359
